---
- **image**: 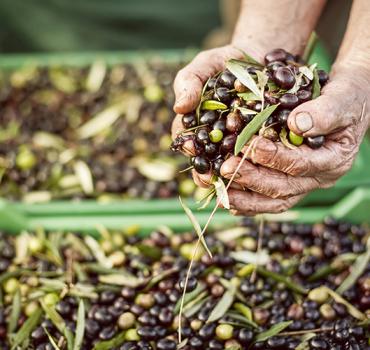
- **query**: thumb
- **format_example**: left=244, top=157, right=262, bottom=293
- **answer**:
left=287, top=79, right=354, bottom=137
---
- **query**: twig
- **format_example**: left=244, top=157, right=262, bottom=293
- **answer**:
left=279, top=327, right=333, bottom=337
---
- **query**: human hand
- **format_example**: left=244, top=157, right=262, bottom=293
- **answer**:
left=216, top=67, right=370, bottom=215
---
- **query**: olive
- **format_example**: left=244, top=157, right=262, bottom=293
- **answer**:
left=220, top=134, right=237, bottom=154
left=297, top=89, right=312, bottom=103
left=182, top=113, right=197, bottom=129
left=209, top=129, right=224, bottom=143
left=219, top=70, right=236, bottom=89
left=189, top=337, right=203, bottom=348
left=267, top=61, right=285, bottom=72
left=265, top=115, right=276, bottom=127
left=208, top=339, right=224, bottom=349
left=137, top=326, right=157, bottom=340
left=94, top=307, right=113, bottom=325
left=253, top=102, right=262, bottom=112
left=200, top=111, right=218, bottom=125
left=205, top=143, right=218, bottom=156
left=214, top=87, right=232, bottom=103
left=158, top=308, right=173, bottom=325
left=239, top=109, right=254, bottom=123
left=121, top=287, right=136, bottom=300
left=100, top=290, right=117, bottom=304
left=276, top=109, right=290, bottom=127
left=234, top=79, right=247, bottom=93
left=317, top=70, right=329, bottom=85
left=238, top=328, right=254, bottom=345
left=215, top=324, right=234, bottom=340
left=273, top=67, right=296, bottom=89
left=267, top=336, right=287, bottom=348
left=213, top=157, right=224, bottom=176
left=193, top=156, right=210, bottom=174
left=207, top=77, right=217, bottom=90
left=196, top=128, right=210, bottom=145
left=226, top=111, right=244, bottom=133
left=99, top=326, right=116, bottom=340
left=306, top=135, right=325, bottom=149
left=230, top=97, right=243, bottom=109
left=179, top=276, right=197, bottom=292
left=279, top=93, right=299, bottom=109
left=55, top=300, right=71, bottom=317
left=31, top=327, right=47, bottom=344
left=264, top=48, right=288, bottom=64
left=213, top=119, right=227, bottom=133
left=118, top=312, right=136, bottom=330
left=157, top=339, right=177, bottom=350
left=264, top=91, right=279, bottom=105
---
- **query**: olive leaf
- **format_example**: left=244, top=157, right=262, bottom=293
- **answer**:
left=77, top=102, right=126, bottom=139
left=287, top=73, right=303, bottom=94
left=237, top=92, right=261, bottom=101
left=201, top=100, right=228, bottom=111
left=234, top=104, right=279, bottom=155
left=136, top=157, right=177, bottom=182
left=234, top=302, right=253, bottom=322
left=215, top=227, right=249, bottom=242
left=237, top=107, right=257, bottom=115
left=174, top=283, right=206, bottom=313
left=7, top=289, right=22, bottom=334
left=93, top=331, right=126, bottom=350
left=197, top=188, right=216, bottom=210
left=226, top=59, right=261, bottom=98
left=85, top=60, right=107, bottom=92
left=280, top=128, right=297, bottom=150
left=225, top=311, right=258, bottom=329
left=144, top=268, right=178, bottom=291
left=43, top=327, right=62, bottom=350
left=256, top=70, right=269, bottom=92
left=207, top=282, right=236, bottom=323
left=299, top=66, right=314, bottom=80
left=323, top=286, right=366, bottom=320
left=308, top=264, right=339, bottom=282
left=179, top=197, right=212, bottom=258
left=213, top=177, right=230, bottom=209
left=235, top=50, right=263, bottom=67
left=237, top=264, right=256, bottom=277
left=257, top=267, right=308, bottom=294
left=74, top=160, right=94, bottom=195
left=84, top=236, right=112, bottom=268
left=196, top=80, right=213, bottom=122
left=10, top=308, right=42, bottom=350
left=73, top=300, right=85, bottom=350
left=99, top=273, right=142, bottom=287
left=254, top=321, right=293, bottom=342
left=312, top=69, right=321, bottom=99
left=295, top=333, right=316, bottom=350
left=230, top=250, right=270, bottom=266
left=183, top=292, right=210, bottom=318
left=337, top=237, right=370, bottom=295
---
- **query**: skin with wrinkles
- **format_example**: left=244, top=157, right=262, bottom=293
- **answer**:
left=172, top=0, right=370, bottom=216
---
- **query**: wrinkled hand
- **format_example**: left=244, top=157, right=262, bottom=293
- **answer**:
left=172, top=51, right=370, bottom=216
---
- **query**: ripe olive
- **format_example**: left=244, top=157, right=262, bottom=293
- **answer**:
left=273, top=67, right=296, bottom=89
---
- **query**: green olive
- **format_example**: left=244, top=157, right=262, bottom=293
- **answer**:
left=16, top=147, right=36, bottom=170
left=25, top=301, right=40, bottom=317
left=289, top=131, right=304, bottom=146
left=135, top=293, right=155, bottom=309
left=28, top=237, right=43, bottom=254
left=118, top=312, right=136, bottom=330
left=125, top=328, right=140, bottom=341
left=3, top=278, right=19, bottom=294
left=209, top=129, right=224, bottom=143
left=216, top=324, right=234, bottom=340
left=308, top=287, right=329, bottom=304
left=43, top=292, right=59, bottom=306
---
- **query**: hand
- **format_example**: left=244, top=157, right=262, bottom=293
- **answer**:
left=218, top=67, right=370, bottom=215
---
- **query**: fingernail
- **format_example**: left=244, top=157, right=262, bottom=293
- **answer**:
left=295, top=112, right=313, bottom=132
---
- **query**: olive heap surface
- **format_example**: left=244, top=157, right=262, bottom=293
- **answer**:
left=0, top=217, right=369, bottom=349
left=172, top=48, right=329, bottom=176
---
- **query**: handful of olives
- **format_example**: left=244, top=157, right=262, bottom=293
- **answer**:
left=171, top=48, right=329, bottom=176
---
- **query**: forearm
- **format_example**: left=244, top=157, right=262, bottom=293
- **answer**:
left=232, top=0, right=326, bottom=61
left=334, top=0, right=370, bottom=75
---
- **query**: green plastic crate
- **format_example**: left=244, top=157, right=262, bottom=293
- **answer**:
left=0, top=44, right=369, bottom=233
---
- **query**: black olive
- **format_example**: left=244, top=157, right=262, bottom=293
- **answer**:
left=220, top=134, right=237, bottom=154
left=317, top=70, right=329, bottom=86
left=196, top=128, right=211, bottom=145
left=273, top=67, right=296, bottom=89
left=199, top=111, right=218, bottom=125
left=276, top=109, right=290, bottom=127
left=193, top=156, right=210, bottom=174
left=213, top=87, right=232, bottom=103
left=306, top=135, right=325, bottom=149
left=297, top=89, right=312, bottom=103
left=219, top=70, right=236, bottom=89
left=213, top=119, right=227, bottom=133
left=279, top=93, right=299, bottom=109
left=265, top=49, right=288, bottom=64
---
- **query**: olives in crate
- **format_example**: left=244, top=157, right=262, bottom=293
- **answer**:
left=171, top=48, right=328, bottom=177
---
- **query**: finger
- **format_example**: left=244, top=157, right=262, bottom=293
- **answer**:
left=192, top=170, right=211, bottom=188
left=171, top=114, right=184, bottom=140
left=288, top=77, right=363, bottom=137
left=221, top=157, right=321, bottom=198
left=246, top=134, right=357, bottom=177
left=228, top=189, right=304, bottom=215
left=173, top=46, right=240, bottom=114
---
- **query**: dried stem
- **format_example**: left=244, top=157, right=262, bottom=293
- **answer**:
left=178, top=138, right=258, bottom=342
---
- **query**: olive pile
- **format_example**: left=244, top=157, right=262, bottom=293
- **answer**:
left=0, top=217, right=369, bottom=349
left=0, top=59, right=194, bottom=201
left=172, top=48, right=329, bottom=176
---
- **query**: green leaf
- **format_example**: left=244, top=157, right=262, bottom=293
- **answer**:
left=323, top=286, right=366, bottom=320
left=213, top=177, right=230, bottom=209
left=7, top=289, right=22, bottom=334
left=136, top=243, right=162, bottom=260
left=299, top=66, right=314, bottom=80
left=84, top=236, right=112, bottom=268
left=295, top=333, right=316, bottom=350
left=201, top=100, right=228, bottom=111
left=236, top=50, right=263, bottom=67
left=337, top=237, right=370, bottom=295
left=183, top=292, right=209, bottom=318
left=197, top=188, right=215, bottom=210
left=234, top=302, right=253, bottom=322
left=174, top=283, right=206, bottom=313
left=234, top=104, right=279, bottom=155
left=237, top=92, right=261, bottom=101
left=280, top=128, right=297, bottom=150
left=207, top=282, right=236, bottom=323
left=73, top=300, right=85, bottom=350
left=255, top=321, right=293, bottom=342
left=257, top=267, right=308, bottom=294
left=312, top=69, right=321, bottom=99
left=11, top=308, right=42, bottom=350
left=225, top=311, right=258, bottom=329
left=144, top=268, right=178, bottom=291
left=93, top=331, right=126, bottom=350
left=230, top=250, right=270, bottom=266
left=43, top=327, right=62, bottom=350
left=226, top=59, right=261, bottom=98
left=179, top=197, right=212, bottom=258
left=99, top=273, right=142, bottom=287
left=256, top=70, right=269, bottom=92
left=308, top=264, right=338, bottom=282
